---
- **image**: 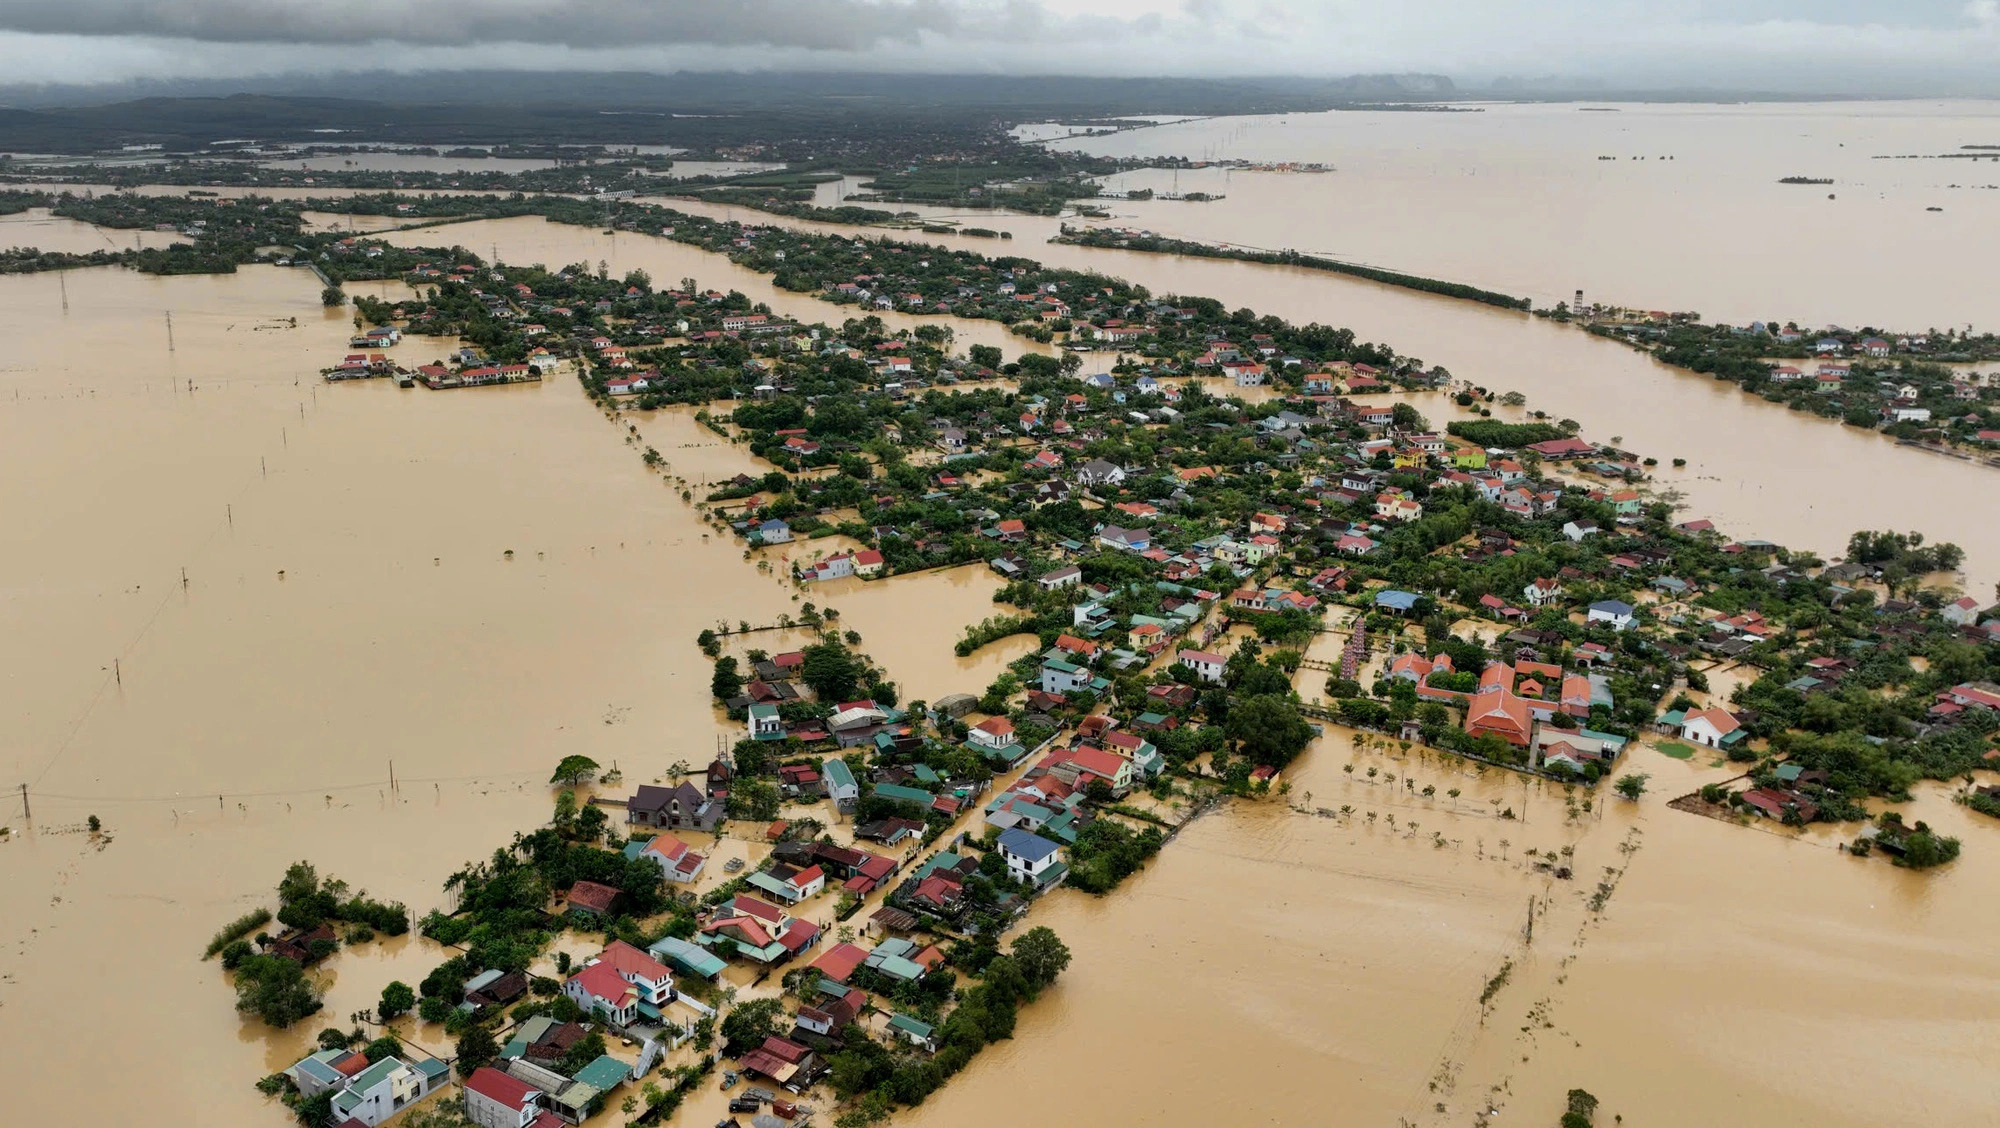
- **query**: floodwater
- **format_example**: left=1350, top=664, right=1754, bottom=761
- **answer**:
left=642, top=160, right=788, bottom=180
left=897, top=725, right=2000, bottom=1128
left=301, top=210, right=416, bottom=234
left=0, top=263, right=805, bottom=1125
left=0, top=206, right=188, bottom=252
left=1051, top=99, right=2000, bottom=329
left=260, top=153, right=559, bottom=174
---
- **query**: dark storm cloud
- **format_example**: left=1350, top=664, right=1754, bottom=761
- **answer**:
left=0, top=0, right=997, bottom=50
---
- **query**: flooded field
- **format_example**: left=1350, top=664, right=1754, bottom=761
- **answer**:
left=0, top=263, right=802, bottom=1125
left=0, top=206, right=187, bottom=252
left=894, top=722, right=2000, bottom=1128
left=1056, top=100, right=2000, bottom=329
left=260, top=153, right=558, bottom=174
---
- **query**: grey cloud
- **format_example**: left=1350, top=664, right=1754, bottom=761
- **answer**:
left=0, top=0, right=978, bottom=50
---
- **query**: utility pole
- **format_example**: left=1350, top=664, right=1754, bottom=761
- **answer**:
left=114, top=658, right=121, bottom=686
left=165, top=311, right=175, bottom=352
left=389, top=760, right=396, bottom=793
left=18, top=783, right=27, bottom=821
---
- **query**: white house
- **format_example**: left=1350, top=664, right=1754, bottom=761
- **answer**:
left=1586, top=600, right=1636, bottom=631
left=1523, top=577, right=1564, bottom=607
left=332, top=1058, right=435, bottom=1127
left=968, top=716, right=1019, bottom=752
left=1178, top=649, right=1226, bottom=685
left=563, top=961, right=640, bottom=1025
left=1040, top=659, right=1094, bottom=696
left=799, top=552, right=855, bottom=583
left=463, top=1066, right=544, bottom=1128
left=995, top=827, right=1065, bottom=889
left=1680, top=706, right=1741, bottom=748
left=823, top=757, right=860, bottom=814
left=594, top=941, right=676, bottom=1010
left=1942, top=596, right=1982, bottom=627
left=1038, top=565, right=1082, bottom=590
left=1562, top=521, right=1599, bottom=542
left=639, top=834, right=707, bottom=883
left=747, top=703, right=785, bottom=741
left=1075, top=459, right=1126, bottom=488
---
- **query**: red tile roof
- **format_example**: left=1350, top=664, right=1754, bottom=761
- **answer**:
left=465, top=1067, right=537, bottom=1111
left=566, top=880, right=620, bottom=915
left=600, top=940, right=671, bottom=983
left=810, top=942, right=870, bottom=982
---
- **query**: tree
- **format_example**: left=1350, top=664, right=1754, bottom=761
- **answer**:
left=378, top=980, right=416, bottom=1022
left=293, top=1091, right=335, bottom=1128
left=711, top=655, right=745, bottom=701
left=557, top=1032, right=609, bottom=1075
left=1226, top=694, right=1315, bottom=768
left=550, top=755, right=600, bottom=786
left=969, top=344, right=1003, bottom=369
left=363, top=1034, right=403, bottom=1063
left=234, top=954, right=322, bottom=1028
left=720, top=996, right=785, bottom=1050
left=321, top=285, right=345, bottom=308
left=1009, top=926, right=1071, bottom=994
left=455, top=1024, right=499, bottom=1077
left=1614, top=773, right=1649, bottom=801
left=800, top=640, right=865, bottom=701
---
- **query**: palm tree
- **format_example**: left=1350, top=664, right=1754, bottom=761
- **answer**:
left=1448, top=787, right=1461, bottom=810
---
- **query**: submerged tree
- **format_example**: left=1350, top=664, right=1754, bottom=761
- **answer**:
left=550, top=755, right=600, bottom=786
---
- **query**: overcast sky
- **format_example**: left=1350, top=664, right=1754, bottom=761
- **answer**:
left=1, top=1, right=1997, bottom=92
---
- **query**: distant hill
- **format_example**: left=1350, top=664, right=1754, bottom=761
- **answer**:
left=0, top=73, right=1476, bottom=152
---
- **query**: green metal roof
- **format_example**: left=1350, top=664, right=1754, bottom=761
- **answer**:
left=887, top=1013, right=935, bottom=1038
left=872, top=955, right=926, bottom=981
left=872, top=783, right=934, bottom=805
left=650, top=935, right=727, bottom=979
left=745, top=871, right=800, bottom=901
left=572, top=1054, right=632, bottom=1092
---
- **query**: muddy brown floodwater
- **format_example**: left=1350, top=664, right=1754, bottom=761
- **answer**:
left=2, top=213, right=1998, bottom=1128
left=1059, top=100, right=2000, bottom=330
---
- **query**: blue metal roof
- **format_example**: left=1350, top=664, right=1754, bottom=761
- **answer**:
left=997, top=827, right=1060, bottom=863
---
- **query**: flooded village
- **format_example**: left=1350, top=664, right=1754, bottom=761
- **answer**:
left=3, top=170, right=2000, bottom=1128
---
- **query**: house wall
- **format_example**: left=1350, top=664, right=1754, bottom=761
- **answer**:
left=464, top=1088, right=532, bottom=1128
